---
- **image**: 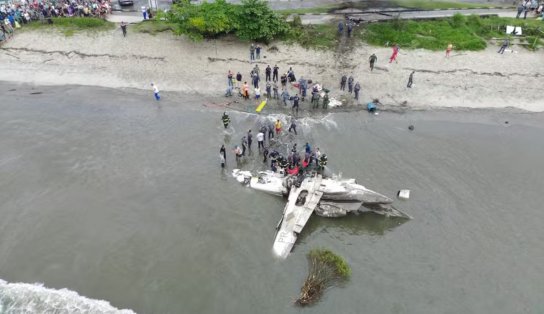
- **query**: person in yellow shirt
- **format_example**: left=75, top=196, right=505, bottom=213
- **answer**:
left=446, top=43, right=453, bottom=58
left=274, top=119, right=282, bottom=135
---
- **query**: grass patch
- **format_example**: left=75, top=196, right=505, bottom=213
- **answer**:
left=362, top=14, right=544, bottom=51
left=284, top=22, right=338, bottom=49
left=133, top=20, right=174, bottom=35
left=276, top=4, right=340, bottom=15
left=296, top=249, right=350, bottom=306
left=393, top=0, right=499, bottom=10
left=24, top=17, right=114, bottom=35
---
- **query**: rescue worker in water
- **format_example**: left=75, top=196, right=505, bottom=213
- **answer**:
left=222, top=112, right=230, bottom=129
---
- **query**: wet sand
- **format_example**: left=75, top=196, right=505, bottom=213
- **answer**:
left=1, top=29, right=543, bottom=111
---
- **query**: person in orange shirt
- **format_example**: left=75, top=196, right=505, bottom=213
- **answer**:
left=242, top=82, right=249, bottom=99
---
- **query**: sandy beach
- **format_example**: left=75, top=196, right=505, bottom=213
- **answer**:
left=1, top=28, right=543, bottom=111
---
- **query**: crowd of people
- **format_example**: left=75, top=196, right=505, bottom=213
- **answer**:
left=0, top=0, right=111, bottom=42
left=516, top=0, right=544, bottom=19
left=219, top=112, right=328, bottom=176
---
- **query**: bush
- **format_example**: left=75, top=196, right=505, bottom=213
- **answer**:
left=295, top=249, right=350, bottom=306
left=235, top=0, right=289, bottom=42
left=163, top=0, right=237, bottom=40
left=451, top=13, right=466, bottom=28
left=163, top=0, right=288, bottom=42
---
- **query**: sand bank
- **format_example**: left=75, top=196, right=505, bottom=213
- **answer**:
left=0, top=29, right=542, bottom=111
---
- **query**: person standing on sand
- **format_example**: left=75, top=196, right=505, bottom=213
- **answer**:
left=407, top=71, right=415, bottom=88
left=250, top=44, right=255, bottom=62
left=236, top=72, right=242, bottom=88
left=389, top=44, right=399, bottom=63
left=280, top=73, right=287, bottom=88
left=446, top=43, right=453, bottom=58
left=281, top=89, right=290, bottom=106
left=254, top=86, right=261, bottom=100
left=120, top=21, right=127, bottom=37
left=273, top=65, right=279, bottom=82
left=265, top=65, right=271, bottom=82
left=242, top=82, right=249, bottom=99
left=265, top=82, right=271, bottom=99
left=151, top=83, right=160, bottom=100
left=348, top=76, right=354, bottom=93
left=340, top=75, right=347, bottom=90
left=272, top=82, right=279, bottom=100
left=369, top=53, right=377, bottom=71
left=256, top=45, right=261, bottom=59
left=354, top=82, right=361, bottom=100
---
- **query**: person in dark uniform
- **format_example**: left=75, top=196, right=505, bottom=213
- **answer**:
left=369, top=54, right=377, bottom=71
left=221, top=112, right=230, bottom=129
left=292, top=94, right=300, bottom=115
left=247, top=130, right=253, bottom=151
left=318, top=154, right=328, bottom=171
left=348, top=76, right=354, bottom=93
left=354, top=82, right=361, bottom=100
left=265, top=65, right=271, bottom=81
left=288, top=118, right=297, bottom=135
left=263, top=146, right=269, bottom=163
left=407, top=71, right=415, bottom=88
left=340, top=75, right=347, bottom=90
left=273, top=65, right=279, bottom=82
left=241, top=136, right=247, bottom=156
left=220, top=144, right=226, bottom=168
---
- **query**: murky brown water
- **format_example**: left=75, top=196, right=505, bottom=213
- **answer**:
left=1, top=83, right=543, bottom=313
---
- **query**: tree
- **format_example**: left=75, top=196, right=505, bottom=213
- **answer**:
left=235, top=0, right=289, bottom=42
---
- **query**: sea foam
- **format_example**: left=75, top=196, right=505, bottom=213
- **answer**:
left=0, top=279, right=136, bottom=314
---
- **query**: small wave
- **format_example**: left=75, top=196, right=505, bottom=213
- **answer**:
left=0, top=279, right=136, bottom=314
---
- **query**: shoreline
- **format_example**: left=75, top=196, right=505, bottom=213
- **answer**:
left=3, top=80, right=541, bottom=118
left=1, top=29, right=543, bottom=112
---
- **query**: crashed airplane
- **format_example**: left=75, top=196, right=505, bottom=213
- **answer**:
left=233, top=169, right=411, bottom=259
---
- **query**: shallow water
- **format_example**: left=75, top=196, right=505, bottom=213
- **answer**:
left=1, top=84, right=543, bottom=314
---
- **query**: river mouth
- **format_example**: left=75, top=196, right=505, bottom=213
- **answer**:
left=1, top=83, right=543, bottom=313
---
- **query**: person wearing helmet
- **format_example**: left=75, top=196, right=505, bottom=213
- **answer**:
left=221, top=112, right=230, bottom=129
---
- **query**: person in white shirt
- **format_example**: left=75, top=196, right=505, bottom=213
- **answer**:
left=256, top=131, right=265, bottom=151
left=151, top=83, right=160, bottom=100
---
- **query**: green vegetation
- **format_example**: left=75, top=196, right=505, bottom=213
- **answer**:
left=362, top=14, right=544, bottom=50
left=285, top=22, right=339, bottom=49
left=24, top=17, right=114, bottom=35
left=162, top=0, right=289, bottom=41
left=133, top=20, right=174, bottom=35
left=276, top=4, right=340, bottom=15
left=296, top=249, right=351, bottom=306
left=393, top=0, right=498, bottom=10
